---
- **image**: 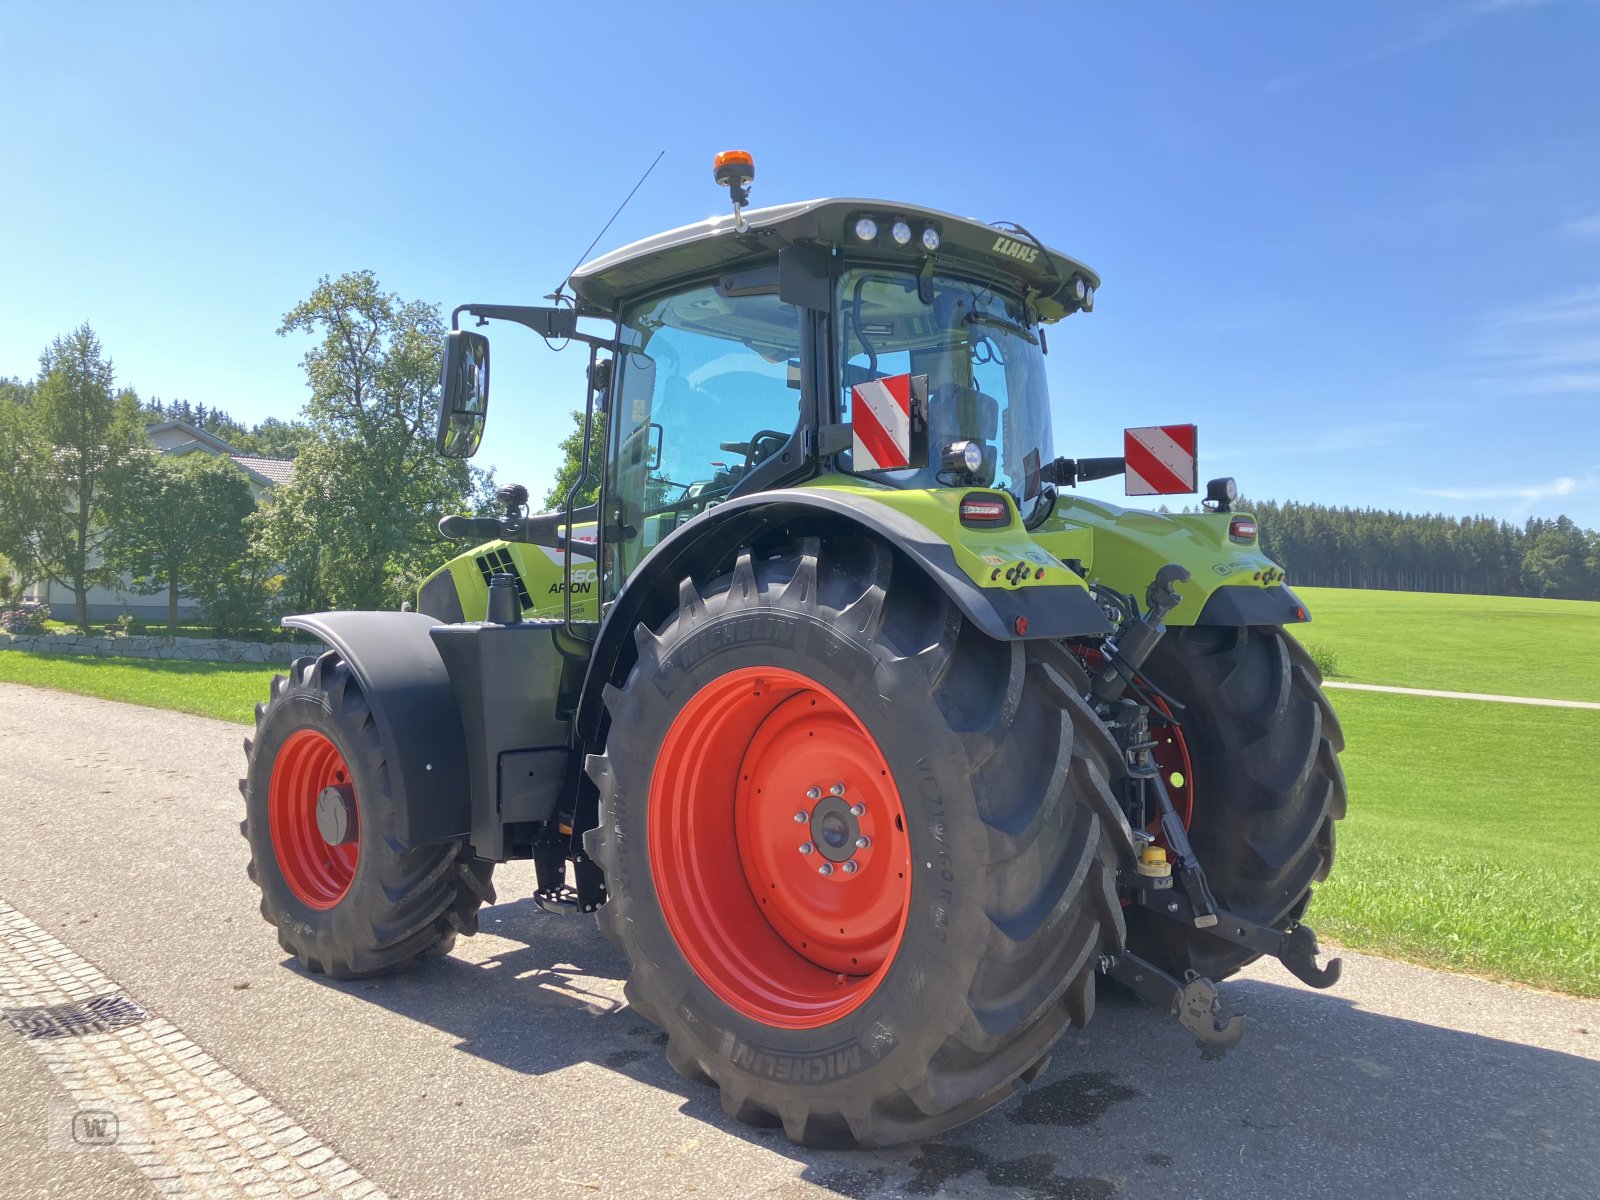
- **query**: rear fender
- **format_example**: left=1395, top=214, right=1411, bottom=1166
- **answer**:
left=574, top=487, right=1113, bottom=743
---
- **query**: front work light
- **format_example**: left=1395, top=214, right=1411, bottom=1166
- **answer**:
left=921, top=226, right=941, bottom=252
left=854, top=217, right=879, bottom=242
left=890, top=219, right=913, bottom=245
left=943, top=440, right=985, bottom=474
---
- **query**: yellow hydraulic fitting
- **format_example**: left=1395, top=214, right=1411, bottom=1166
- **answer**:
left=1136, top=845, right=1173, bottom=879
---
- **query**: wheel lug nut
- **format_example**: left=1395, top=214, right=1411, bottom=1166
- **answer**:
left=793, top=811, right=809, bottom=823
left=855, top=836, right=871, bottom=849
left=842, top=861, right=858, bottom=874
left=818, top=862, right=834, bottom=876
left=805, top=786, right=822, bottom=800
left=829, top=782, right=846, bottom=797
left=849, top=803, right=866, bottom=817
left=799, top=842, right=814, bottom=855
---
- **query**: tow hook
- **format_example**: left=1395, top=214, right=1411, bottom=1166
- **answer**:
left=1136, top=889, right=1343, bottom=990
left=1098, top=951, right=1245, bottom=1055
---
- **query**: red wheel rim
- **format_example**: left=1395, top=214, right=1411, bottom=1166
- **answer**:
left=649, top=667, right=911, bottom=1029
left=1148, top=696, right=1194, bottom=837
left=270, top=729, right=359, bottom=909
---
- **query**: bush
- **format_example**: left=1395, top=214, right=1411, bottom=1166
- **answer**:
left=198, top=560, right=281, bottom=639
left=109, top=610, right=142, bottom=637
left=1302, top=641, right=1341, bottom=678
left=0, top=601, right=51, bottom=636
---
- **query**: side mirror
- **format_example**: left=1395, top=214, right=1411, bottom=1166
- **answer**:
left=437, top=330, right=490, bottom=458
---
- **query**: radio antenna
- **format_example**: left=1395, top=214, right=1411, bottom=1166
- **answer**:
left=546, top=150, right=666, bottom=304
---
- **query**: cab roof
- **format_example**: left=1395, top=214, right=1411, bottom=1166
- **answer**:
left=568, top=197, right=1100, bottom=322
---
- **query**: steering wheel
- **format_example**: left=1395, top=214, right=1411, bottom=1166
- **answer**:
left=717, top=430, right=790, bottom=468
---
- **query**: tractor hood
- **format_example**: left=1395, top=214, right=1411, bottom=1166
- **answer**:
left=569, top=197, right=1101, bottom=320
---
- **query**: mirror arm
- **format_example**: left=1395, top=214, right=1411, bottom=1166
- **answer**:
left=452, top=303, right=612, bottom=349
left=1048, top=456, right=1127, bottom=487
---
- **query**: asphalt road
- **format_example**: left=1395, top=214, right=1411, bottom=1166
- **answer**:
left=1, top=682, right=1596, bottom=1200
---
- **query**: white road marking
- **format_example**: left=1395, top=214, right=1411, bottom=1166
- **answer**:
left=0, top=898, right=387, bottom=1199
left=1322, top=681, right=1600, bottom=710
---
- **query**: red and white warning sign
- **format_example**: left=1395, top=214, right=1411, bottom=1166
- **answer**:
left=1124, top=424, right=1199, bottom=495
left=851, top=373, right=926, bottom=471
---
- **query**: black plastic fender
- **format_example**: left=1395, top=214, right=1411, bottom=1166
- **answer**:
left=1195, top=583, right=1310, bottom=626
left=575, top=487, right=1113, bottom=742
left=282, top=611, right=471, bottom=846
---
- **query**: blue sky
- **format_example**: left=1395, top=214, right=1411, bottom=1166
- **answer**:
left=3, top=1, right=1597, bottom=527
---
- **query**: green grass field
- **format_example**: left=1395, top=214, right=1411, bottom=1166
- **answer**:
left=1293, top=586, right=1600, bottom=702
left=2, top=584, right=1596, bottom=994
left=0, top=653, right=278, bottom=724
left=1311, top=688, right=1598, bottom=995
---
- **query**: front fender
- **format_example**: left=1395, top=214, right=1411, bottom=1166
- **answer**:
left=281, top=611, right=471, bottom=845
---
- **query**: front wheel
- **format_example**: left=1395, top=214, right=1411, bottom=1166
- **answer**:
left=1126, top=624, right=1347, bottom=981
left=241, top=650, right=495, bottom=978
left=586, top=538, right=1132, bottom=1147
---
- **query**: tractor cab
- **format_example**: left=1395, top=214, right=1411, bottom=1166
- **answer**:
left=433, top=180, right=1110, bottom=614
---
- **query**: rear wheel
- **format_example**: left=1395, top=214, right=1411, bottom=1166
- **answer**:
left=241, top=650, right=495, bottom=978
left=1125, top=624, right=1346, bottom=981
left=586, top=537, right=1131, bottom=1147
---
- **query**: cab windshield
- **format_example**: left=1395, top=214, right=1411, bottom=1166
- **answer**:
left=837, top=268, right=1053, bottom=523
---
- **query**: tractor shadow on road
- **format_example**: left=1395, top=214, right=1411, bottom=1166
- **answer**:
left=300, top=897, right=1600, bottom=1200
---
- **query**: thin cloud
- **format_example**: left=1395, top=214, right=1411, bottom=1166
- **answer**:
left=1461, top=284, right=1600, bottom=396
left=1210, top=421, right=1431, bottom=458
left=1417, top=475, right=1584, bottom=503
left=1562, top=214, right=1600, bottom=240
left=1267, top=0, right=1554, bottom=92
left=1366, top=0, right=1552, bottom=63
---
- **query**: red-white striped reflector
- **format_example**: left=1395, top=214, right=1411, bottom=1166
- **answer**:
left=1229, top=518, right=1257, bottom=542
left=851, top=374, right=915, bottom=470
left=1124, top=424, right=1198, bottom=496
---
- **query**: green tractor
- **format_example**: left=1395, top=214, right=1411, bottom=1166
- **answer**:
left=240, top=152, right=1345, bottom=1147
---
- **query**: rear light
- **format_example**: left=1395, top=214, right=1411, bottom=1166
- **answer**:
left=959, top=493, right=1011, bottom=527
left=1229, top=518, right=1257, bottom=543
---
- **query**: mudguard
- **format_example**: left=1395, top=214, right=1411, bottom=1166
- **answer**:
left=281, top=611, right=471, bottom=846
left=574, top=487, right=1113, bottom=741
left=1034, top=495, right=1308, bottom=627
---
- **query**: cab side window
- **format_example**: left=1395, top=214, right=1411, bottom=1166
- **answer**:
left=607, top=285, right=802, bottom=586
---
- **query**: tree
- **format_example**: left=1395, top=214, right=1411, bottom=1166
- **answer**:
left=240, top=416, right=314, bottom=459
left=102, top=453, right=255, bottom=634
left=0, top=377, right=56, bottom=597
left=544, top=410, right=606, bottom=510
left=1521, top=517, right=1593, bottom=599
left=257, top=271, right=487, bottom=611
left=29, top=326, right=144, bottom=630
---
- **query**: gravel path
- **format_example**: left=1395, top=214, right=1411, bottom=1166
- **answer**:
left=1, top=682, right=1596, bottom=1200
left=1323, top=681, right=1600, bottom=709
